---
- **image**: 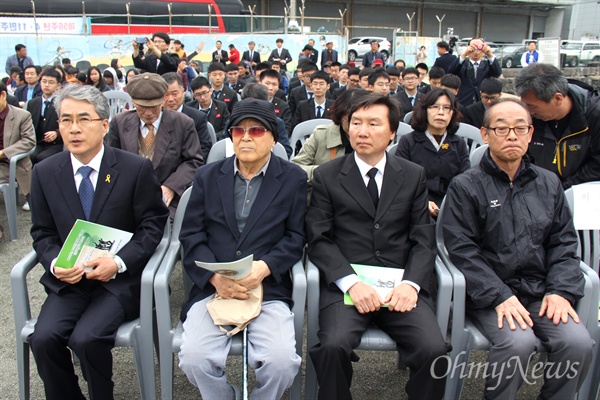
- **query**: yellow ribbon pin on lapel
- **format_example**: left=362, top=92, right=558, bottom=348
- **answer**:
left=105, top=174, right=111, bottom=183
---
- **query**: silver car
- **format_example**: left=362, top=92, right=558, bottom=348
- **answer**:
left=348, top=37, right=392, bottom=62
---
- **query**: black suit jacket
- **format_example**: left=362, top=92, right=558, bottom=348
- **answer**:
left=6, top=94, right=20, bottom=107
left=292, top=98, right=333, bottom=129
left=332, top=85, right=348, bottom=100
left=448, top=57, right=502, bottom=106
left=132, top=52, right=179, bottom=75
left=241, top=50, right=261, bottom=67
left=395, top=90, right=424, bottom=120
left=320, top=49, right=339, bottom=69
left=289, top=77, right=302, bottom=93
left=271, top=97, right=292, bottom=135
left=288, top=85, right=312, bottom=116
left=462, top=101, right=486, bottom=129
left=15, top=83, right=42, bottom=103
left=181, top=104, right=213, bottom=160
left=268, top=47, right=293, bottom=70
left=186, top=98, right=230, bottom=135
left=179, top=155, right=307, bottom=320
left=433, top=52, right=457, bottom=74
left=27, top=96, right=63, bottom=146
left=306, top=153, right=436, bottom=308
left=30, top=147, right=169, bottom=318
left=211, top=49, right=229, bottom=65
left=213, top=85, right=238, bottom=113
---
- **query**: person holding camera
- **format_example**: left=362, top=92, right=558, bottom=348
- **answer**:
left=132, top=32, right=179, bottom=75
left=448, top=38, right=501, bottom=107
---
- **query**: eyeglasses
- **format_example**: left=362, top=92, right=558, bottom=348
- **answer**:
left=229, top=126, right=269, bottom=138
left=375, top=82, right=391, bottom=87
left=193, top=90, right=212, bottom=98
left=428, top=104, right=453, bottom=113
left=481, top=95, right=501, bottom=102
left=403, top=77, right=418, bottom=81
left=486, top=125, right=532, bottom=137
left=349, top=78, right=360, bottom=84
left=59, top=116, right=104, bottom=127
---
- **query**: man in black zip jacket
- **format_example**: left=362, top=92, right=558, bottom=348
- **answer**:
left=442, top=99, right=593, bottom=400
left=515, top=63, right=600, bottom=188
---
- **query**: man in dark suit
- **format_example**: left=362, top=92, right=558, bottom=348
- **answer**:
left=292, top=71, right=333, bottom=129
left=162, top=72, right=213, bottom=159
left=241, top=41, right=261, bottom=71
left=259, top=69, right=292, bottom=135
left=362, top=40, right=385, bottom=68
left=178, top=99, right=306, bottom=398
left=109, top=73, right=203, bottom=218
left=208, top=62, right=238, bottom=112
left=131, top=32, right=179, bottom=75
left=307, top=39, right=319, bottom=64
left=463, top=77, right=502, bottom=128
left=268, top=38, right=293, bottom=71
left=320, top=41, right=338, bottom=70
left=333, top=67, right=360, bottom=99
left=28, top=84, right=169, bottom=400
left=27, top=68, right=63, bottom=165
left=448, top=38, right=502, bottom=107
left=394, top=68, right=424, bottom=120
left=288, top=62, right=319, bottom=116
left=433, top=40, right=456, bottom=74
left=187, top=76, right=230, bottom=136
left=211, top=40, right=229, bottom=65
left=225, top=63, right=245, bottom=95
left=306, top=94, right=447, bottom=399
left=14, top=64, right=42, bottom=104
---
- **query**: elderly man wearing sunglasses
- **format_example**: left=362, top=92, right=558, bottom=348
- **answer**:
left=178, top=98, right=307, bottom=399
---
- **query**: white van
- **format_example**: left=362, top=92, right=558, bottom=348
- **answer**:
left=561, top=41, right=600, bottom=67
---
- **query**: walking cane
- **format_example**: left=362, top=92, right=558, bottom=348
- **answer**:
left=242, top=326, right=249, bottom=400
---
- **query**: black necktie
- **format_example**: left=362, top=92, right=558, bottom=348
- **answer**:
left=308, top=92, right=314, bottom=99
left=408, top=97, right=414, bottom=107
left=366, top=168, right=379, bottom=208
left=473, top=61, right=479, bottom=78
left=43, top=100, right=51, bottom=118
left=316, top=105, right=322, bottom=118
left=78, top=166, right=94, bottom=220
left=213, top=91, right=221, bottom=99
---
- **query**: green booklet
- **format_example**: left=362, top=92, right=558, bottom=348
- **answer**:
left=344, top=264, right=405, bottom=307
left=55, top=219, right=133, bottom=272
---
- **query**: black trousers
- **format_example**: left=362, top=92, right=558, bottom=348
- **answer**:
left=310, top=297, right=448, bottom=400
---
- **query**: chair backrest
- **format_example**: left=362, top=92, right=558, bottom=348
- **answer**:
left=289, top=118, right=332, bottom=158
left=469, top=144, right=488, bottom=167
left=206, top=121, right=217, bottom=145
left=564, top=182, right=600, bottom=274
left=75, top=60, right=91, bottom=72
left=387, top=143, right=398, bottom=154
left=206, top=139, right=288, bottom=164
left=403, top=111, right=413, bottom=124
left=393, top=122, right=413, bottom=144
left=456, top=123, right=485, bottom=157
left=103, top=91, right=133, bottom=121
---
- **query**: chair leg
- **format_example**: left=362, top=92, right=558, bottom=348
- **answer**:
left=5, top=188, right=18, bottom=241
left=159, top=339, right=174, bottom=400
left=16, top=341, right=31, bottom=400
left=133, top=331, right=157, bottom=400
left=445, top=335, right=474, bottom=400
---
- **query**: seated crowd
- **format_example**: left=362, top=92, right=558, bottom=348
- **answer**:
left=2, top=35, right=599, bottom=400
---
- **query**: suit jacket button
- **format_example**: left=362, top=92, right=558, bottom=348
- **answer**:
left=375, top=251, right=381, bottom=257
left=374, top=223, right=380, bottom=229
left=236, top=251, right=241, bottom=256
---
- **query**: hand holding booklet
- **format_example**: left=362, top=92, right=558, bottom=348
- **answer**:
left=344, top=264, right=405, bottom=307
left=195, top=254, right=254, bottom=280
left=55, top=220, right=133, bottom=273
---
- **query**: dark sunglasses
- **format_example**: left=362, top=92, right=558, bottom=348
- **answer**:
left=229, top=126, right=268, bottom=138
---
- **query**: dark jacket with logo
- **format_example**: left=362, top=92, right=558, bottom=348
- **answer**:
left=441, top=150, right=584, bottom=310
left=527, top=83, right=600, bottom=189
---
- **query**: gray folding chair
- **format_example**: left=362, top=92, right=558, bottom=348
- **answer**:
left=206, top=139, right=288, bottom=164
left=403, top=111, right=413, bottom=124
left=564, top=182, right=600, bottom=400
left=436, top=199, right=595, bottom=399
left=11, top=223, right=170, bottom=400
left=206, top=121, right=217, bottom=145
left=0, top=145, right=35, bottom=241
left=154, top=187, right=306, bottom=400
left=387, top=143, right=398, bottom=154
left=393, top=121, right=413, bottom=144
left=304, top=255, right=452, bottom=399
left=103, top=91, right=133, bottom=121
left=456, top=122, right=485, bottom=157
left=469, top=144, right=488, bottom=167
left=289, top=118, right=332, bottom=159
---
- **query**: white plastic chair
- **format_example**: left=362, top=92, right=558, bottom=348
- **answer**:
left=403, top=111, right=413, bottom=124
left=304, top=256, right=453, bottom=398
left=469, top=144, right=488, bottom=167
left=436, top=199, right=595, bottom=399
left=154, top=187, right=306, bottom=400
left=0, top=145, right=35, bottom=241
left=456, top=123, right=485, bottom=157
left=206, top=139, right=288, bottom=164
left=11, top=223, right=171, bottom=400
left=103, top=91, right=133, bottom=121
left=289, top=118, right=332, bottom=159
left=393, top=122, right=413, bottom=144
left=206, top=121, right=217, bottom=145
left=564, top=182, right=600, bottom=400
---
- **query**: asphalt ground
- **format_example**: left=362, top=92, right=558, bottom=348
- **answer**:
left=1, top=193, right=596, bottom=400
